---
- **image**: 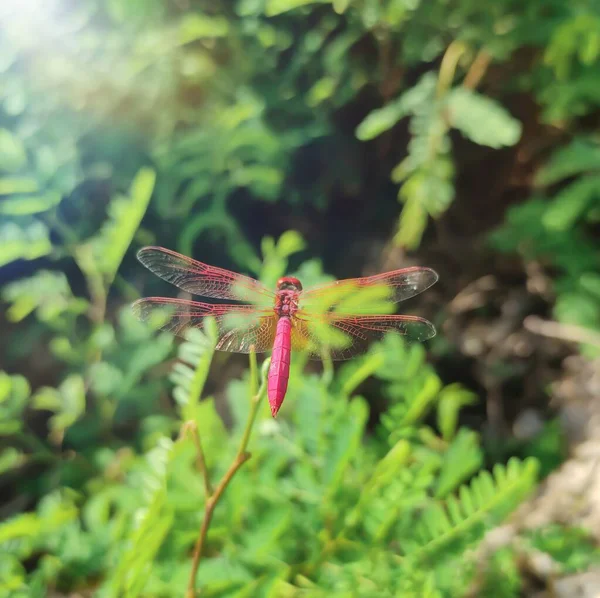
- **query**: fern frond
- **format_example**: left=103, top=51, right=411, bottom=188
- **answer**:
left=92, top=167, right=155, bottom=282
left=404, top=457, right=539, bottom=562
left=169, top=322, right=218, bottom=423
left=108, top=438, right=180, bottom=598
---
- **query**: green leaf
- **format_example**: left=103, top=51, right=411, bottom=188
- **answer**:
left=265, top=0, right=330, bottom=17
left=447, top=88, right=522, bottom=149
left=0, top=222, right=52, bottom=268
left=108, top=438, right=178, bottom=598
left=394, top=193, right=432, bottom=249
left=0, top=448, right=24, bottom=474
left=542, top=176, right=600, bottom=231
left=0, top=177, right=39, bottom=195
left=409, top=458, right=539, bottom=561
left=93, top=167, right=156, bottom=281
left=322, top=397, right=368, bottom=496
left=178, top=14, right=229, bottom=43
left=170, top=325, right=218, bottom=423
left=0, top=192, right=61, bottom=215
left=0, top=129, right=27, bottom=173
left=535, top=139, right=600, bottom=185
left=356, top=73, right=437, bottom=141
left=434, top=429, right=483, bottom=498
left=33, top=375, right=86, bottom=434
left=437, top=383, right=478, bottom=441
left=307, top=77, right=337, bottom=107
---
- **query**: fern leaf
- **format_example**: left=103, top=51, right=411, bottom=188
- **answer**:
left=356, top=73, right=437, bottom=141
left=170, top=323, right=218, bottom=423
left=535, top=138, right=600, bottom=185
left=434, top=429, right=483, bottom=498
left=447, top=88, right=522, bottom=148
left=108, top=438, right=179, bottom=598
left=93, top=167, right=155, bottom=282
left=406, top=457, right=539, bottom=562
left=0, top=222, right=52, bottom=268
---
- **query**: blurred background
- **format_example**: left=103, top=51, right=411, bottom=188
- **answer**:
left=1, top=0, right=600, bottom=596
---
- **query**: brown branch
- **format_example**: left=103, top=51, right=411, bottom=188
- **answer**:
left=463, top=49, right=492, bottom=90
left=180, top=421, right=213, bottom=497
left=185, top=354, right=268, bottom=598
left=185, top=451, right=251, bottom=598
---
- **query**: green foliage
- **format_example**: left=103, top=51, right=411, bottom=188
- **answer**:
left=525, top=525, right=600, bottom=574
left=0, top=0, right=595, bottom=596
left=492, top=136, right=600, bottom=357
left=0, top=230, right=540, bottom=596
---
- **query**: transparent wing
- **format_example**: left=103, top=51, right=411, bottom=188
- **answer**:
left=300, top=267, right=438, bottom=313
left=291, top=313, right=436, bottom=360
left=137, top=246, right=275, bottom=304
left=132, top=297, right=276, bottom=353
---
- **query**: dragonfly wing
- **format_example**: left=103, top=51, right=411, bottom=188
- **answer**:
left=132, top=297, right=276, bottom=353
left=301, top=266, right=438, bottom=310
left=137, top=246, right=275, bottom=303
left=291, top=314, right=436, bottom=360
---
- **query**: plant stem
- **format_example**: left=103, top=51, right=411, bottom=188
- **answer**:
left=181, top=421, right=213, bottom=497
left=185, top=356, right=269, bottom=598
left=436, top=40, right=467, bottom=98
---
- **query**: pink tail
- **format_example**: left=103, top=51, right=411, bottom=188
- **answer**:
left=267, top=317, right=291, bottom=417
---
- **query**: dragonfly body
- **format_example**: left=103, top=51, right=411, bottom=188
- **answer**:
left=268, top=317, right=292, bottom=415
left=268, top=278, right=302, bottom=415
left=133, top=246, right=438, bottom=417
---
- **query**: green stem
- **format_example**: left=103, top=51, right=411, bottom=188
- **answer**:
left=185, top=355, right=269, bottom=598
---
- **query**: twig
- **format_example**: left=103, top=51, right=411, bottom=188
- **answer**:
left=185, top=353, right=269, bottom=598
left=437, top=40, right=468, bottom=98
left=463, top=49, right=492, bottom=90
left=180, top=421, right=212, bottom=497
left=524, top=316, right=600, bottom=348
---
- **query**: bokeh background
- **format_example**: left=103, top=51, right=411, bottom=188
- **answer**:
left=1, top=0, right=600, bottom=596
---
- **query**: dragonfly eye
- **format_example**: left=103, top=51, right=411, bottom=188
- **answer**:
left=277, top=277, right=303, bottom=291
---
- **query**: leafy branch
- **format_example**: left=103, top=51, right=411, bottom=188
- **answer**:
left=184, top=352, right=269, bottom=598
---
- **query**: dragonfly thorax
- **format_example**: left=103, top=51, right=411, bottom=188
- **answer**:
left=275, top=290, right=300, bottom=318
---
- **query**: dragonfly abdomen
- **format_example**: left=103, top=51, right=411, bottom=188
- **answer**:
left=267, top=316, right=292, bottom=417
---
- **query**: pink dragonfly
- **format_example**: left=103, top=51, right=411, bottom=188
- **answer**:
left=133, top=247, right=438, bottom=417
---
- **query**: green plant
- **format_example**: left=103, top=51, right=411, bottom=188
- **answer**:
left=4, top=0, right=598, bottom=595
left=0, top=306, right=540, bottom=597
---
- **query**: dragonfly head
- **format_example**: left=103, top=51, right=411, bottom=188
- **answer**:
left=277, top=276, right=302, bottom=292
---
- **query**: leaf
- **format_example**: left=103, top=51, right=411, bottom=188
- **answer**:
left=0, top=448, right=24, bottom=474
left=0, top=222, right=52, bottom=267
left=0, top=192, right=61, bottom=215
left=447, top=88, right=522, bottom=148
left=535, top=138, right=600, bottom=186
left=356, top=73, right=437, bottom=141
left=408, top=457, right=539, bottom=562
left=265, top=0, right=330, bottom=17
left=170, top=324, right=218, bottom=423
left=394, top=194, right=430, bottom=249
left=545, top=14, right=600, bottom=80
left=178, top=14, right=229, bottom=44
left=542, top=176, right=600, bottom=231
left=33, top=375, right=86, bottom=434
left=307, top=77, right=337, bottom=107
left=108, top=438, right=178, bottom=598
left=0, top=177, right=39, bottom=195
left=322, top=397, right=368, bottom=496
left=232, top=164, right=283, bottom=200
left=402, top=374, right=442, bottom=426
left=2, top=270, right=83, bottom=323
left=437, top=383, right=478, bottom=441
left=0, top=129, right=27, bottom=173
left=434, top=429, right=483, bottom=498
left=93, top=167, right=156, bottom=281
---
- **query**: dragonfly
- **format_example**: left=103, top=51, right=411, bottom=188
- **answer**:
left=133, top=246, right=438, bottom=417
